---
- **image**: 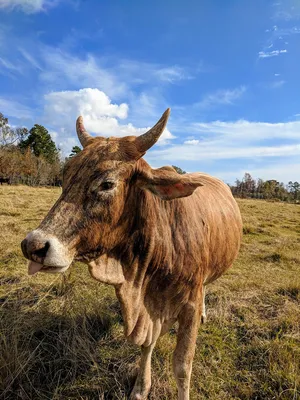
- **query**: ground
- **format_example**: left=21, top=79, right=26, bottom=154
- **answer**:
left=0, top=185, right=299, bottom=400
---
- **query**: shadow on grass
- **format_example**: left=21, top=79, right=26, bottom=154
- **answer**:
left=0, top=294, right=136, bottom=400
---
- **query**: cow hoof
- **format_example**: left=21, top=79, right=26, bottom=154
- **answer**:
left=130, top=394, right=143, bottom=400
left=129, top=384, right=150, bottom=400
left=201, top=314, right=207, bottom=324
left=129, top=392, right=147, bottom=400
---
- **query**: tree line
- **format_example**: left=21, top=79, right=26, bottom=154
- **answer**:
left=229, top=172, right=299, bottom=202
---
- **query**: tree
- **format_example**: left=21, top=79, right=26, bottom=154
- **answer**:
left=172, top=165, right=186, bottom=174
left=288, top=181, right=300, bottom=200
left=19, top=124, right=59, bottom=164
left=69, top=145, right=81, bottom=158
left=0, top=112, right=28, bottom=146
left=242, top=173, right=256, bottom=196
left=234, top=179, right=242, bottom=195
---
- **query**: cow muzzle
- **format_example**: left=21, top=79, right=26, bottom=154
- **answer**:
left=21, top=229, right=74, bottom=275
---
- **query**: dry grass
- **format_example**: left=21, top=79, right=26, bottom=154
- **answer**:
left=0, top=185, right=299, bottom=399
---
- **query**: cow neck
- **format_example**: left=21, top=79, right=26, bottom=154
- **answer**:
left=111, top=186, right=179, bottom=344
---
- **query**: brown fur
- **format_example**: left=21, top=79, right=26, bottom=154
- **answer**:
left=22, top=111, right=242, bottom=400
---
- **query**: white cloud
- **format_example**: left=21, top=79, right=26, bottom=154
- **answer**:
left=194, top=86, right=246, bottom=109
left=145, top=118, right=300, bottom=167
left=43, top=88, right=175, bottom=154
left=258, top=49, right=287, bottom=58
left=45, top=88, right=129, bottom=123
left=184, top=139, right=200, bottom=145
left=0, top=0, right=59, bottom=13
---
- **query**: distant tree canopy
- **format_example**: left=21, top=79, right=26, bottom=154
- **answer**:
left=230, top=172, right=299, bottom=202
left=172, top=165, right=186, bottom=174
left=0, top=114, right=62, bottom=186
left=288, top=181, right=300, bottom=200
left=19, top=124, right=59, bottom=164
left=69, top=145, right=82, bottom=158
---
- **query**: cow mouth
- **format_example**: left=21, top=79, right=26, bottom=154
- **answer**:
left=28, top=261, right=70, bottom=276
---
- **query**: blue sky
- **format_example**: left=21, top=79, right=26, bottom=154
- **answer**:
left=1, top=0, right=300, bottom=183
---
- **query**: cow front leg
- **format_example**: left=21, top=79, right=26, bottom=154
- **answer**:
left=130, top=342, right=156, bottom=400
left=173, top=302, right=201, bottom=400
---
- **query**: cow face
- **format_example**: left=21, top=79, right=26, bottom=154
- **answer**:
left=21, top=109, right=203, bottom=275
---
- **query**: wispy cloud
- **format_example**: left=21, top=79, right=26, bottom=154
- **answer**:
left=268, top=80, right=286, bottom=88
left=194, top=86, right=246, bottom=109
left=0, top=0, right=61, bottom=13
left=148, top=143, right=300, bottom=162
left=258, top=49, right=287, bottom=58
left=272, top=0, right=300, bottom=21
left=0, top=56, right=16, bottom=70
left=154, top=66, right=193, bottom=83
left=112, top=59, right=196, bottom=86
left=184, top=139, right=200, bottom=145
left=18, top=48, right=42, bottom=70
left=0, top=56, right=21, bottom=73
left=36, top=46, right=197, bottom=99
left=0, top=97, right=33, bottom=119
left=39, top=49, right=127, bottom=98
left=189, top=119, right=300, bottom=141
left=259, top=3, right=300, bottom=64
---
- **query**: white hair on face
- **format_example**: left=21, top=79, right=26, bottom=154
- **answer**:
left=26, top=229, right=73, bottom=275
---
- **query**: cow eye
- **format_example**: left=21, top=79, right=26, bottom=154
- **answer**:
left=100, top=181, right=115, bottom=191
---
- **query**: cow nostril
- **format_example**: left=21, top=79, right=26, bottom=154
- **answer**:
left=32, top=241, right=50, bottom=260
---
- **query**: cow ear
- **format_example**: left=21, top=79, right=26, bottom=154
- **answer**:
left=136, top=166, right=204, bottom=200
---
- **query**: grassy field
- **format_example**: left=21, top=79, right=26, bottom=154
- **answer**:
left=0, top=185, right=299, bottom=400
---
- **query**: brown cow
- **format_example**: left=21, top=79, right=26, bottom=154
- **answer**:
left=21, top=109, right=242, bottom=400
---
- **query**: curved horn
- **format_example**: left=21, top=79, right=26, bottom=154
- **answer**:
left=135, top=108, right=171, bottom=153
left=76, top=116, right=93, bottom=147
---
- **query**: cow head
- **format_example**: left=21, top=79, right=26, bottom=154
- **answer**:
left=21, top=109, right=203, bottom=275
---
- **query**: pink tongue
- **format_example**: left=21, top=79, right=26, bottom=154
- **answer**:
left=28, top=261, right=44, bottom=276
